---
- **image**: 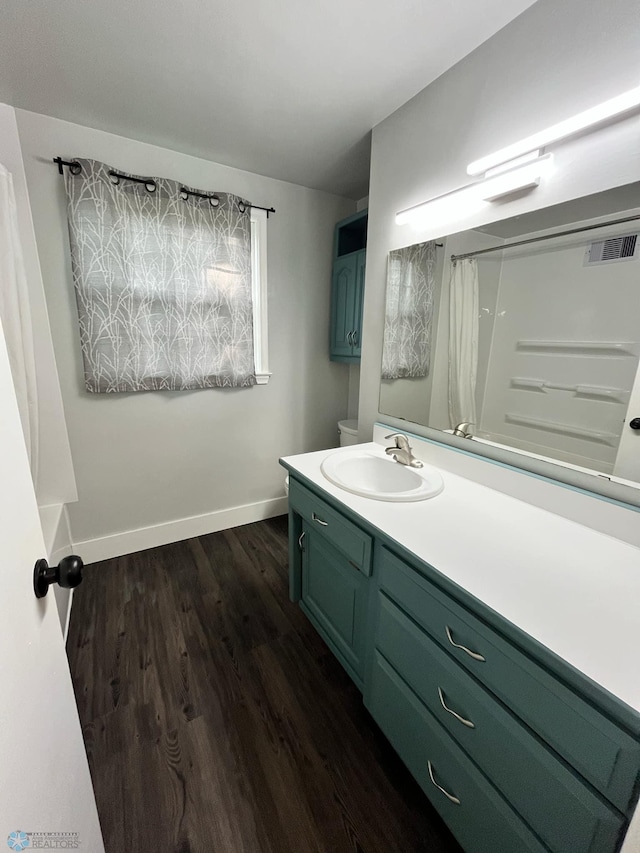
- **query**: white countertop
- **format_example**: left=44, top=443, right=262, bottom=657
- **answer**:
left=281, top=441, right=640, bottom=715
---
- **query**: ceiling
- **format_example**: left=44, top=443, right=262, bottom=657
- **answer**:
left=0, top=0, right=537, bottom=199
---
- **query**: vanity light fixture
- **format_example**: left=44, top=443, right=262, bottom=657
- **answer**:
left=395, top=185, right=486, bottom=228
left=395, top=153, right=553, bottom=227
left=479, top=153, right=554, bottom=202
left=397, top=86, right=640, bottom=229
left=467, top=85, right=640, bottom=177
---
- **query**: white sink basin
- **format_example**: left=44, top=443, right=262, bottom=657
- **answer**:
left=320, top=449, right=444, bottom=502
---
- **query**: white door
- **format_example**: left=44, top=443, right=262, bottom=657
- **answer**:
left=614, top=357, right=640, bottom=482
left=0, top=315, right=104, bottom=852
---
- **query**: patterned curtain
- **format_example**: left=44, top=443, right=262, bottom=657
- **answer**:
left=381, top=241, right=436, bottom=380
left=63, top=158, right=256, bottom=392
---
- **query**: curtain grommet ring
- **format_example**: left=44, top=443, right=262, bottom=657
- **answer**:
left=209, top=196, right=220, bottom=208
left=108, top=171, right=120, bottom=185
left=145, top=181, right=157, bottom=193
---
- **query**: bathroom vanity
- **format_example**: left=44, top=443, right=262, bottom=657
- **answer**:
left=280, top=432, right=640, bottom=853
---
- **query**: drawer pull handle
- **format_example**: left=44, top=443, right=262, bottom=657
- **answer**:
left=445, top=625, right=486, bottom=662
left=427, top=761, right=461, bottom=805
left=438, top=687, right=475, bottom=729
left=312, top=512, right=329, bottom=527
left=298, top=531, right=306, bottom=551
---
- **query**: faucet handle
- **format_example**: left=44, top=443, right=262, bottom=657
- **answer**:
left=385, top=432, right=410, bottom=449
left=453, top=422, right=474, bottom=438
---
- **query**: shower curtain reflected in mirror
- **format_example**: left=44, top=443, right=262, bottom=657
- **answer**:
left=448, top=258, right=478, bottom=429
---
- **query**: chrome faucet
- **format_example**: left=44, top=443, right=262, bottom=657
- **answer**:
left=452, top=422, right=474, bottom=438
left=385, top=433, right=423, bottom=468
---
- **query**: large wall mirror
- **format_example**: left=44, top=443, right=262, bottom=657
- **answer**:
left=379, top=182, right=640, bottom=503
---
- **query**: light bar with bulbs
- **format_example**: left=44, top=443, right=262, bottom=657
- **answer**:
left=395, top=86, right=640, bottom=229
left=395, top=153, right=553, bottom=227
left=467, top=85, right=640, bottom=177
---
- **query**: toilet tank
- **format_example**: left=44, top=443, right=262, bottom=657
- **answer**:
left=338, top=419, right=359, bottom=447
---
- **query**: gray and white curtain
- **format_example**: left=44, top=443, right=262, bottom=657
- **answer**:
left=64, top=158, right=256, bottom=392
left=381, top=240, right=436, bottom=380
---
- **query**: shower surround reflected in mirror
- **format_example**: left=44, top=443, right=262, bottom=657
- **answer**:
left=379, top=182, right=640, bottom=486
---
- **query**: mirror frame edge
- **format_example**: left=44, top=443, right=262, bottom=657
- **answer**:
left=375, top=415, right=640, bottom=512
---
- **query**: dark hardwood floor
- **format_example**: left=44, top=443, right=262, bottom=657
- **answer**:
left=67, top=516, right=462, bottom=853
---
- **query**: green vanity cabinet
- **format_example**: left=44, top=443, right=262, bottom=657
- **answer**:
left=330, top=210, right=367, bottom=363
left=288, top=477, right=372, bottom=689
left=282, top=469, right=640, bottom=853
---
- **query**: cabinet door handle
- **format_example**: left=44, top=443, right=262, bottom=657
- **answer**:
left=312, top=512, right=329, bottom=527
left=427, top=761, right=461, bottom=805
left=438, top=687, right=475, bottom=729
left=347, top=330, right=354, bottom=346
left=298, top=531, right=306, bottom=551
left=445, top=625, right=485, bottom=662
left=352, top=329, right=358, bottom=347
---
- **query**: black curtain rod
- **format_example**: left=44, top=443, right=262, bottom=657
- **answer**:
left=52, top=157, right=276, bottom=217
left=450, top=213, right=640, bottom=262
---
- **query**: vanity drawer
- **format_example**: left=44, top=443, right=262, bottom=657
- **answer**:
left=367, top=651, right=549, bottom=853
left=375, top=592, right=625, bottom=853
left=289, top=478, right=372, bottom=575
left=378, top=546, right=640, bottom=813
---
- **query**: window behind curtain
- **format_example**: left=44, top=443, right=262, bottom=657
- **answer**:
left=63, top=158, right=256, bottom=392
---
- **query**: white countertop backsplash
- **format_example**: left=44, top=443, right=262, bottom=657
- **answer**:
left=281, top=432, right=640, bottom=715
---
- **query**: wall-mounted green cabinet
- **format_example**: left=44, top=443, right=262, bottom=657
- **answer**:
left=330, top=210, right=367, bottom=363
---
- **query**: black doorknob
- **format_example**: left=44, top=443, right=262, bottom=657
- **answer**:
left=630, top=418, right=640, bottom=431
left=33, top=555, right=84, bottom=599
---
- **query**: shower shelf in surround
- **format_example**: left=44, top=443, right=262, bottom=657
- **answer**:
left=515, top=340, right=640, bottom=358
left=509, top=378, right=630, bottom=403
left=504, top=413, right=619, bottom=446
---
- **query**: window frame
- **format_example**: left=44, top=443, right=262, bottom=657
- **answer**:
left=251, top=208, right=270, bottom=384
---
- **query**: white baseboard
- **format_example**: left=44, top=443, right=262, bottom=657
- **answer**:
left=72, top=496, right=289, bottom=565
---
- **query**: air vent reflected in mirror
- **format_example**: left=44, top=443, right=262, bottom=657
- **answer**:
left=587, top=233, right=638, bottom=265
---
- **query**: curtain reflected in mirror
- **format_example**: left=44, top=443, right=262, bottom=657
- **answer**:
left=381, top=241, right=436, bottom=379
left=380, top=241, right=443, bottom=426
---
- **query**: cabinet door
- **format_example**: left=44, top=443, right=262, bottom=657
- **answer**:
left=301, top=523, right=368, bottom=685
left=352, top=250, right=366, bottom=358
left=330, top=253, right=357, bottom=359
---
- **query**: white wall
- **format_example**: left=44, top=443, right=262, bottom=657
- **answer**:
left=16, top=110, right=353, bottom=559
left=357, top=0, right=640, bottom=534
left=0, top=105, right=77, bottom=509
